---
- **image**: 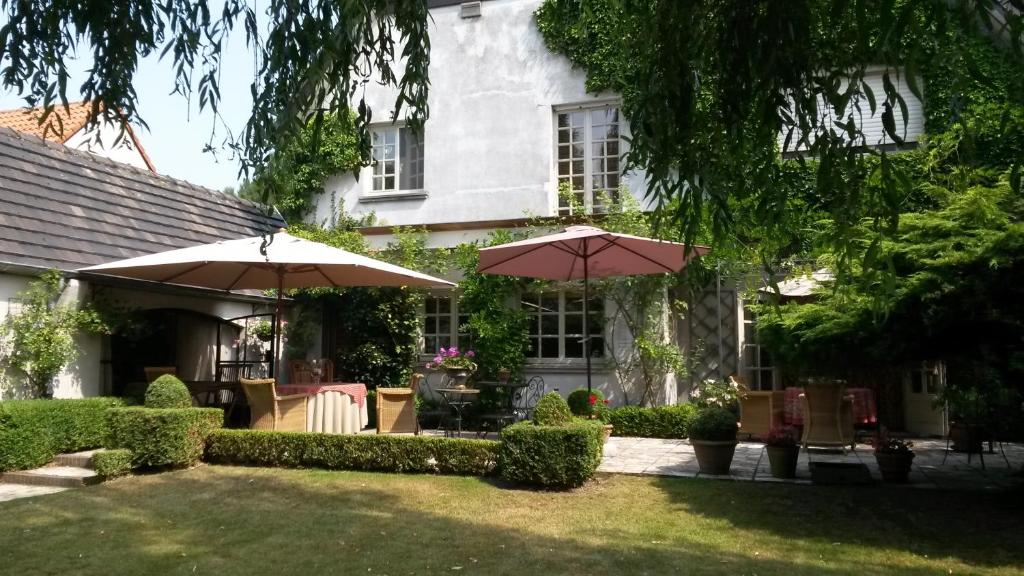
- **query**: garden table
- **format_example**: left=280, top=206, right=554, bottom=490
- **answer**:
left=437, top=388, right=480, bottom=437
left=277, top=383, right=369, bottom=434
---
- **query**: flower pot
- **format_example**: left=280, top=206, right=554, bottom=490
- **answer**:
left=875, top=451, right=915, bottom=483
left=950, top=423, right=985, bottom=453
left=691, top=439, right=738, bottom=475
left=602, top=424, right=614, bottom=442
left=766, top=445, right=800, bottom=479
left=445, top=368, right=473, bottom=389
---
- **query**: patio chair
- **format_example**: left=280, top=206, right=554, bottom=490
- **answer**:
left=512, top=376, right=545, bottom=422
left=799, top=383, right=856, bottom=452
left=144, top=366, right=177, bottom=383
left=376, top=373, right=423, bottom=434
left=239, top=377, right=308, bottom=432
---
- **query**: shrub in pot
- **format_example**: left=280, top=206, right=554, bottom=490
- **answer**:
left=871, top=429, right=915, bottom=483
left=765, top=426, right=800, bottom=479
left=689, top=406, right=738, bottom=475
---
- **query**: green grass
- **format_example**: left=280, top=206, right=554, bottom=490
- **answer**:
left=2, top=466, right=1023, bottom=575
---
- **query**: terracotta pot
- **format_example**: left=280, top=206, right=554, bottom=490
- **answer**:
left=950, top=423, right=985, bottom=453
left=875, top=451, right=915, bottom=483
left=766, top=445, right=800, bottom=479
left=692, top=439, right=738, bottom=475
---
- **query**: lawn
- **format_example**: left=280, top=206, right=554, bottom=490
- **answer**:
left=2, top=466, right=1022, bottom=576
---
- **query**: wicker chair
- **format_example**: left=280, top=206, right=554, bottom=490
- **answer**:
left=799, top=383, right=856, bottom=452
left=239, top=377, right=308, bottom=432
left=376, top=373, right=422, bottom=435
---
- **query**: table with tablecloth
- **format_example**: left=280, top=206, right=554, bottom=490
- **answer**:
left=783, top=386, right=878, bottom=426
left=276, top=383, right=369, bottom=434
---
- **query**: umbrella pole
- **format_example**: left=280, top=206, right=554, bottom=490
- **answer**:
left=275, top=268, right=284, bottom=383
left=583, top=241, right=591, bottom=394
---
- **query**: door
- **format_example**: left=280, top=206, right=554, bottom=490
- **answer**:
left=903, top=362, right=947, bottom=437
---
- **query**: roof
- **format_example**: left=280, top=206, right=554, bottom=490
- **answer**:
left=760, top=269, right=834, bottom=298
left=0, top=126, right=285, bottom=272
left=0, top=100, right=157, bottom=173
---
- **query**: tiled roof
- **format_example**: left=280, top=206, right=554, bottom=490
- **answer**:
left=0, top=126, right=286, bottom=271
left=0, top=101, right=95, bottom=142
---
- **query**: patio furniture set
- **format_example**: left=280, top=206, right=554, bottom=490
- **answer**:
left=738, top=383, right=878, bottom=451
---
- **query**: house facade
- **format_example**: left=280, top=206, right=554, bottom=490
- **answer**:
left=0, top=126, right=283, bottom=399
left=309, top=0, right=937, bottom=427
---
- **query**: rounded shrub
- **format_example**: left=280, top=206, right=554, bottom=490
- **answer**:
left=533, top=392, right=572, bottom=426
left=567, top=389, right=606, bottom=417
left=144, top=375, right=192, bottom=409
left=689, top=406, right=738, bottom=441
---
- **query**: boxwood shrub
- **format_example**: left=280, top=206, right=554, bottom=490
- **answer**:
left=606, top=404, right=697, bottom=439
left=533, top=392, right=572, bottom=426
left=689, top=406, right=738, bottom=441
left=144, top=375, right=192, bottom=408
left=92, top=448, right=133, bottom=479
left=106, top=407, right=223, bottom=469
left=205, top=429, right=498, bottom=476
left=498, top=420, right=604, bottom=489
left=0, top=397, right=126, bottom=472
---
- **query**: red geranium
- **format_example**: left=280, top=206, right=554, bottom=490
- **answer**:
left=588, top=394, right=598, bottom=406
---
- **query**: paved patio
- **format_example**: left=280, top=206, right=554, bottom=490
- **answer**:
left=599, top=437, right=1024, bottom=490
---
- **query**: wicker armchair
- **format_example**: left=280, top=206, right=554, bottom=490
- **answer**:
left=799, top=383, right=856, bottom=452
left=376, top=373, right=423, bottom=435
left=239, top=377, right=308, bottom=432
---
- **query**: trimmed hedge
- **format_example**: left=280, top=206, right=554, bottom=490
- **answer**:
left=92, top=449, right=133, bottom=478
left=106, top=407, right=223, bottom=469
left=499, top=420, right=604, bottom=489
left=0, top=397, right=126, bottom=472
left=606, top=404, right=697, bottom=439
left=205, top=429, right=498, bottom=476
left=144, top=374, right=192, bottom=408
left=533, top=392, right=572, bottom=426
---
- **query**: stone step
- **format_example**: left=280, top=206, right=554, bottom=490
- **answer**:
left=0, top=466, right=101, bottom=488
left=52, top=449, right=102, bottom=469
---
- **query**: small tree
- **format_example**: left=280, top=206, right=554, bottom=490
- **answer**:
left=0, top=271, right=107, bottom=398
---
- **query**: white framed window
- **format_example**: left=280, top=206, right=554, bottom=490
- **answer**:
left=555, top=105, right=622, bottom=215
left=739, top=303, right=775, bottom=390
left=422, top=295, right=469, bottom=355
left=371, top=126, right=424, bottom=192
left=521, top=291, right=605, bottom=359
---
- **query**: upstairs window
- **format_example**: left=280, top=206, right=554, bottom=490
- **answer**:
left=371, top=126, right=424, bottom=192
left=555, top=105, right=621, bottom=215
left=521, top=291, right=605, bottom=360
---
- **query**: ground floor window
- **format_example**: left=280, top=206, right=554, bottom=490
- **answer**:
left=740, top=304, right=775, bottom=390
left=422, top=295, right=469, bottom=354
left=521, top=290, right=604, bottom=359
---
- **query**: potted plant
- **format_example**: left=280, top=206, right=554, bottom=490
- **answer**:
left=426, top=347, right=477, bottom=388
left=689, top=406, right=738, bottom=475
left=871, top=429, right=915, bottom=483
left=765, top=426, right=800, bottom=479
left=568, top=389, right=613, bottom=440
left=252, top=319, right=274, bottom=342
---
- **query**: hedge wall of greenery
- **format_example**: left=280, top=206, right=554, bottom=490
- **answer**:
left=498, top=421, right=604, bottom=489
left=0, top=397, right=125, bottom=472
left=106, top=407, right=223, bottom=469
left=606, top=404, right=697, bottom=439
left=92, top=448, right=133, bottom=479
left=205, top=429, right=498, bottom=476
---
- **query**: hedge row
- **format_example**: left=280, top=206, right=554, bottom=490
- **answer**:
left=92, top=449, right=133, bottom=478
left=106, top=407, right=223, bottom=469
left=0, top=398, right=126, bottom=472
left=205, top=429, right=499, bottom=476
left=498, top=420, right=604, bottom=488
left=606, top=404, right=697, bottom=439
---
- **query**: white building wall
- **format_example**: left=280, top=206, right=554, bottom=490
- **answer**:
left=64, top=121, right=152, bottom=172
left=312, top=0, right=648, bottom=232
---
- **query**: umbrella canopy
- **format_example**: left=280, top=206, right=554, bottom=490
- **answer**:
left=477, top=225, right=709, bottom=392
left=477, top=226, right=708, bottom=280
left=80, top=230, right=454, bottom=380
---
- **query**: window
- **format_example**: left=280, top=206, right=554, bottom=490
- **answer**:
left=522, top=291, right=604, bottom=359
left=371, top=126, right=424, bottom=192
left=740, top=304, right=774, bottom=390
left=555, top=105, right=621, bottom=215
left=422, top=295, right=469, bottom=354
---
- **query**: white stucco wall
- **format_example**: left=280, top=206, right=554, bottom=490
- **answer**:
left=64, top=121, right=152, bottom=172
left=311, top=0, right=648, bottom=233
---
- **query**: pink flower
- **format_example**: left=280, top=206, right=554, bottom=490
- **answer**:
left=433, top=355, right=443, bottom=364
left=465, top=350, right=475, bottom=358
left=447, top=347, right=459, bottom=357
left=425, top=362, right=433, bottom=369
left=439, top=347, right=447, bottom=355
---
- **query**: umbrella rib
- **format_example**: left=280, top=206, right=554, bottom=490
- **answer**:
left=157, top=262, right=211, bottom=284
left=478, top=243, right=554, bottom=273
left=314, top=265, right=340, bottom=287
left=602, top=237, right=679, bottom=273
left=225, top=266, right=252, bottom=292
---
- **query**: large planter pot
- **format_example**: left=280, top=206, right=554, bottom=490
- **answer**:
left=445, top=368, right=474, bottom=389
left=691, top=439, right=738, bottom=475
left=875, top=451, right=915, bottom=483
left=602, top=424, right=614, bottom=442
left=766, top=445, right=800, bottom=479
left=950, top=423, right=985, bottom=453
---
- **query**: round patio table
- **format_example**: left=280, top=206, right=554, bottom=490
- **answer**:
left=437, top=388, right=480, bottom=438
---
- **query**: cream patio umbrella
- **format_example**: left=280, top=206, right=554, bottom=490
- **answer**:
left=79, top=229, right=454, bottom=379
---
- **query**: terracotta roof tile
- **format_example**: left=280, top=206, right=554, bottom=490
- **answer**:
left=0, top=101, right=95, bottom=142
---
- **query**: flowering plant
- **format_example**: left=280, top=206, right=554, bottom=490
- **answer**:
left=870, top=428, right=914, bottom=454
left=765, top=425, right=800, bottom=448
left=426, top=347, right=477, bottom=371
left=567, top=389, right=610, bottom=420
left=690, top=376, right=745, bottom=411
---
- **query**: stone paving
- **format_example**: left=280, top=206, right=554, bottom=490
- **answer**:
left=0, top=484, right=67, bottom=503
left=599, top=437, right=1024, bottom=490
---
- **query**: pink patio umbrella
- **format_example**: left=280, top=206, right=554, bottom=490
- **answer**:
left=477, top=225, right=709, bottom=392
left=79, top=229, right=454, bottom=379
